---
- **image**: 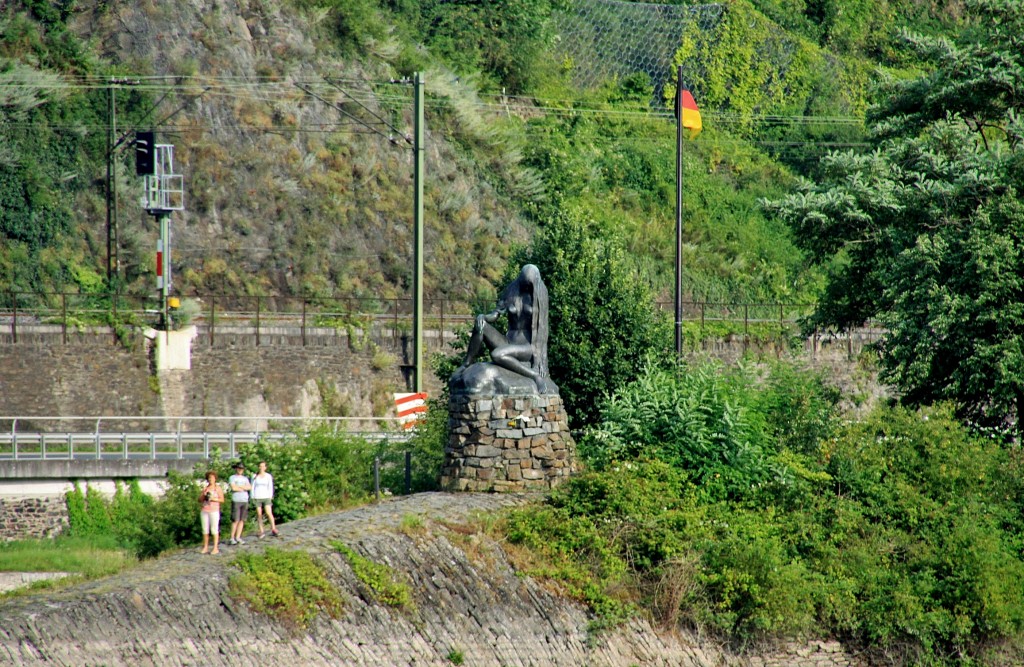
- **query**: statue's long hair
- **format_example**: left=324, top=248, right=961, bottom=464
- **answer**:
left=498, top=264, right=548, bottom=376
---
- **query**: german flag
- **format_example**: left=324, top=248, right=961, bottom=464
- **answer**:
left=677, top=89, right=702, bottom=139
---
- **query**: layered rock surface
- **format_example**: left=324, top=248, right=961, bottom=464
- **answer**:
left=0, top=493, right=863, bottom=666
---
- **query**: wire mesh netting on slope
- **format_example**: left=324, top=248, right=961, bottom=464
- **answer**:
left=552, top=0, right=723, bottom=99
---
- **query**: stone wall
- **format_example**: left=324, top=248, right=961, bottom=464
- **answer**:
left=0, top=325, right=884, bottom=426
left=0, top=497, right=67, bottom=541
left=0, top=326, right=449, bottom=426
left=443, top=393, right=575, bottom=492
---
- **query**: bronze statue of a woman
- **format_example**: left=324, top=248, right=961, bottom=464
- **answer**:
left=451, top=264, right=556, bottom=395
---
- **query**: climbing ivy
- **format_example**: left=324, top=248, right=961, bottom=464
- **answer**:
left=669, top=0, right=870, bottom=133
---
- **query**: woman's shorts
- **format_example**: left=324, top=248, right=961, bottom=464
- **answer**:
left=232, top=501, right=249, bottom=522
left=254, top=498, right=273, bottom=510
left=201, top=510, right=220, bottom=535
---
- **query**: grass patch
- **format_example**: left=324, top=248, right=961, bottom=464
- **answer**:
left=333, top=541, right=414, bottom=610
left=0, top=536, right=134, bottom=578
left=229, top=548, right=344, bottom=632
left=399, top=513, right=425, bottom=535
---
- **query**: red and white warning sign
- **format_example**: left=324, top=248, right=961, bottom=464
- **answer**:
left=394, top=392, right=427, bottom=429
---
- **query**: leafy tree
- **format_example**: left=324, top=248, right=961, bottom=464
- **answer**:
left=764, top=0, right=1024, bottom=431
left=515, top=208, right=671, bottom=427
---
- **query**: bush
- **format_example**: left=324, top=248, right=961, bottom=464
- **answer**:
left=507, top=387, right=1024, bottom=659
left=333, top=541, right=414, bottom=610
left=230, top=548, right=344, bottom=632
left=236, top=427, right=378, bottom=522
left=133, top=471, right=207, bottom=559
left=581, top=360, right=769, bottom=499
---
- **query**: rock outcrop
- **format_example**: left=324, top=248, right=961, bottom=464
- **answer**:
left=0, top=493, right=865, bottom=667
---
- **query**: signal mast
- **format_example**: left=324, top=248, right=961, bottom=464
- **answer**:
left=135, top=131, right=184, bottom=331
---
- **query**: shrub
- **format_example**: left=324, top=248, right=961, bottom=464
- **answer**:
left=230, top=548, right=344, bottom=632
left=581, top=360, right=769, bottom=499
left=133, top=471, right=207, bottom=559
left=236, top=427, right=377, bottom=522
left=333, top=541, right=414, bottom=610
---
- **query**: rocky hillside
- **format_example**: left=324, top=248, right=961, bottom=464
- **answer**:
left=25, top=0, right=528, bottom=303
left=0, top=493, right=864, bottom=667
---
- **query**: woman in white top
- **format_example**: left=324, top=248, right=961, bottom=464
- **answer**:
left=251, top=460, right=279, bottom=537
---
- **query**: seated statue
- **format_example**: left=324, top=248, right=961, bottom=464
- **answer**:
left=450, top=264, right=557, bottom=395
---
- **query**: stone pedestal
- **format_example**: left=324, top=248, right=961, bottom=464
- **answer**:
left=442, top=393, right=576, bottom=492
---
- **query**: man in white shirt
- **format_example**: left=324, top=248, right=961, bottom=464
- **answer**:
left=228, top=462, right=252, bottom=545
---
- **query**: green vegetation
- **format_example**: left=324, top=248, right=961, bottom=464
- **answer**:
left=0, top=536, right=133, bottom=580
left=8, top=1, right=1024, bottom=664
left=504, top=365, right=1024, bottom=663
left=515, top=209, right=671, bottom=426
left=333, top=541, right=414, bottom=610
left=765, top=0, right=1024, bottom=434
left=230, top=548, right=344, bottom=631
left=55, top=426, right=437, bottom=561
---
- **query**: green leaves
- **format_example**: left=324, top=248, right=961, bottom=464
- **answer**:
left=765, top=2, right=1024, bottom=430
left=230, top=548, right=344, bottom=631
left=515, top=208, right=670, bottom=427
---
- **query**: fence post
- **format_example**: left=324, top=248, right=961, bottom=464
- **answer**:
left=255, top=295, right=261, bottom=347
left=209, top=296, right=216, bottom=346
left=743, top=304, right=750, bottom=353
left=374, top=457, right=381, bottom=502
left=11, top=293, right=16, bottom=343
left=440, top=299, right=445, bottom=351
left=301, top=299, right=307, bottom=346
left=62, top=293, right=68, bottom=345
left=405, top=451, right=412, bottom=495
left=112, top=292, right=119, bottom=345
left=393, top=297, right=398, bottom=345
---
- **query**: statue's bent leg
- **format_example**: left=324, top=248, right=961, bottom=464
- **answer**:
left=491, top=344, right=548, bottom=391
left=462, top=322, right=505, bottom=367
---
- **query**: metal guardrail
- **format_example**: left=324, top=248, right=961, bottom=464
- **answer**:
left=0, top=416, right=411, bottom=461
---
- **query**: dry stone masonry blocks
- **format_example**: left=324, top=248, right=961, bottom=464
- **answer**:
left=442, top=392, right=576, bottom=492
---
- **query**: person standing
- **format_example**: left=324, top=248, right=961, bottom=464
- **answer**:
left=228, top=462, right=252, bottom=545
left=199, top=470, right=224, bottom=555
left=251, top=460, right=280, bottom=538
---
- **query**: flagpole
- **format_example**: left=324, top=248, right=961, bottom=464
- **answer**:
left=675, top=64, right=684, bottom=357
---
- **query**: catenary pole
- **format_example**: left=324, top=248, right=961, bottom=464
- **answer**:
left=106, top=84, right=116, bottom=284
left=675, top=65, right=684, bottom=356
left=413, top=72, right=425, bottom=392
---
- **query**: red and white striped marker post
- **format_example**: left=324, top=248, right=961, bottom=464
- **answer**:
left=394, top=392, right=427, bottom=429
left=156, top=238, right=164, bottom=290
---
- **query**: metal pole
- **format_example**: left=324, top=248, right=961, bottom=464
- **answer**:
left=405, top=450, right=412, bottom=495
left=374, top=456, right=381, bottom=502
left=674, top=65, right=684, bottom=357
left=106, top=84, right=115, bottom=284
left=413, top=71, right=425, bottom=392
left=160, top=213, right=169, bottom=332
